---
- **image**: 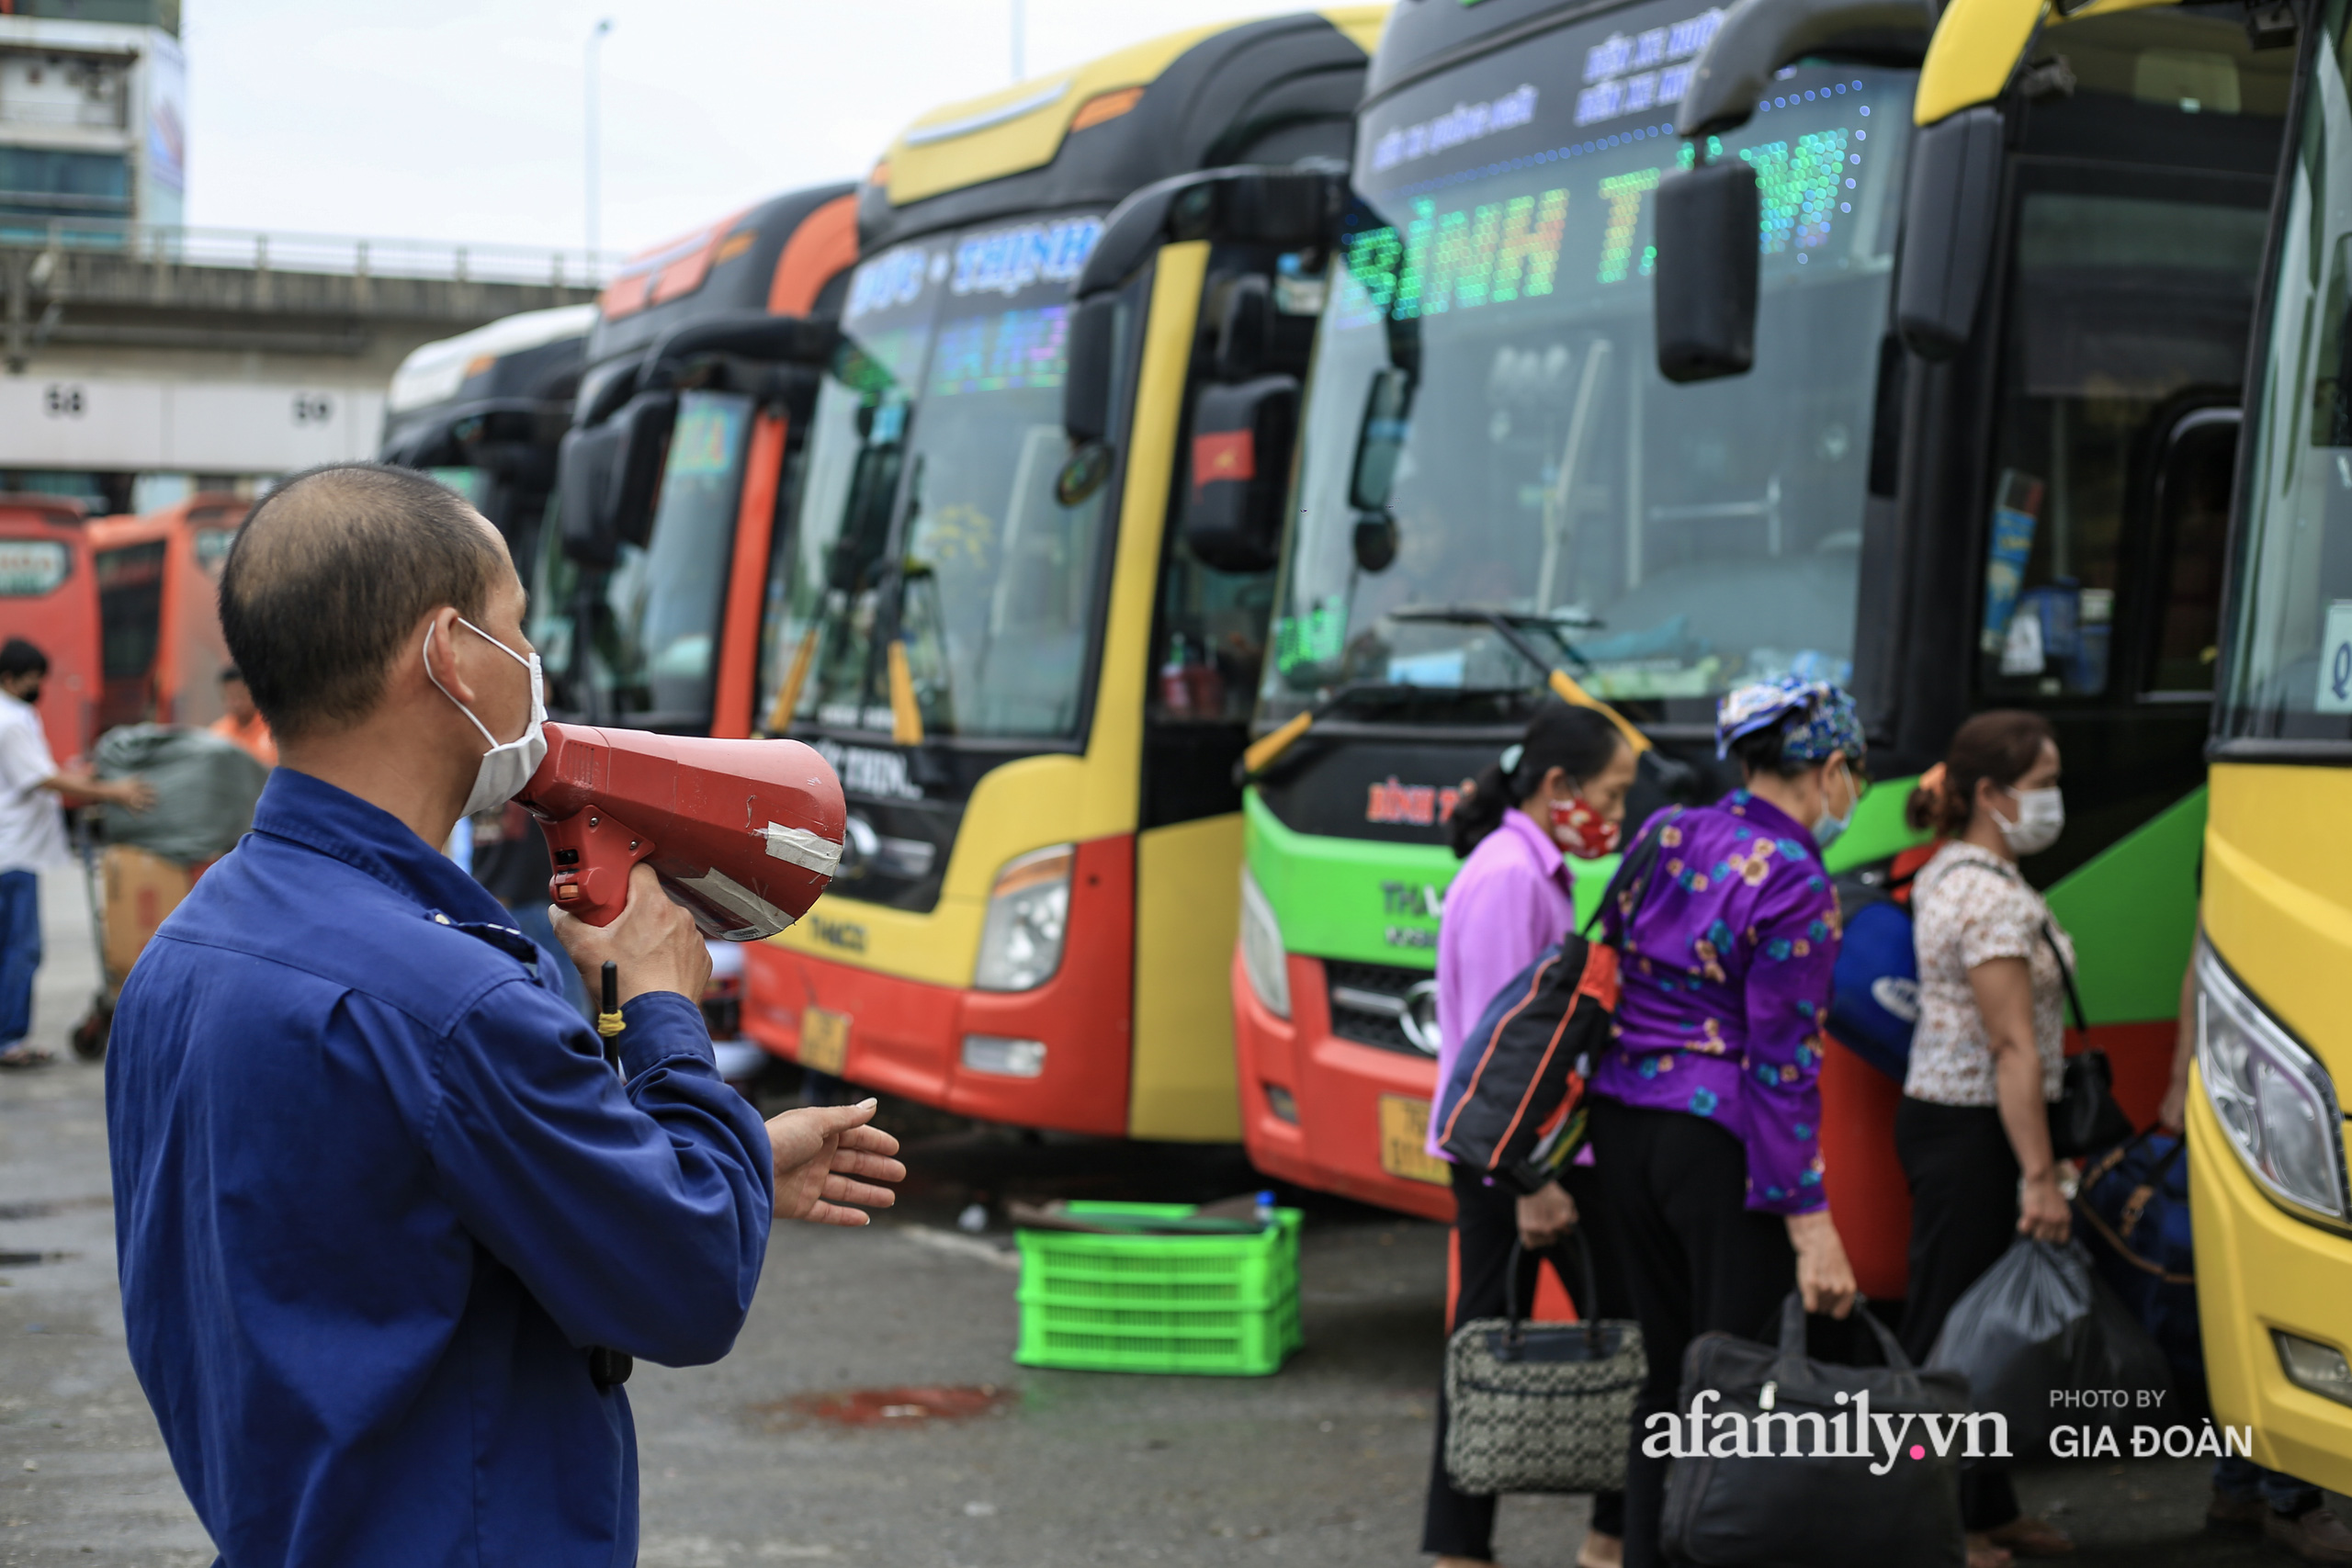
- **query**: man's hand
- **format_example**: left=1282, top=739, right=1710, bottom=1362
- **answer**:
left=767, top=1099, right=903, bottom=1226
left=1786, top=1208, right=1857, bottom=1319
left=49, top=772, right=154, bottom=811
left=1516, top=1179, right=1577, bottom=1251
left=548, top=863, right=710, bottom=1007
left=106, top=776, right=157, bottom=812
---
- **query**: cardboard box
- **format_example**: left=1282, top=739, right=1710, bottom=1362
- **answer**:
left=102, top=843, right=193, bottom=999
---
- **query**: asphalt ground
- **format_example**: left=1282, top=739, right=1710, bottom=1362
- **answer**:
left=0, top=869, right=2307, bottom=1566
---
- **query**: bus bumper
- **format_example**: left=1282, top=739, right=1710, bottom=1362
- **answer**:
left=741, top=867, right=1135, bottom=1137
left=2188, top=1074, right=2352, bottom=1491
left=1231, top=947, right=1454, bottom=1223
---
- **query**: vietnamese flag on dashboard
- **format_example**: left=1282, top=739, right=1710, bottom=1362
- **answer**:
left=1193, top=430, right=1255, bottom=494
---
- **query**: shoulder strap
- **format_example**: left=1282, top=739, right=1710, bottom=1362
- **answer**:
left=1579, top=806, right=1680, bottom=939
left=2041, top=919, right=2090, bottom=1040
left=1930, top=853, right=2088, bottom=1036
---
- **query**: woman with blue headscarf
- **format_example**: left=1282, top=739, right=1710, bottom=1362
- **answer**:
left=1589, top=676, right=1864, bottom=1568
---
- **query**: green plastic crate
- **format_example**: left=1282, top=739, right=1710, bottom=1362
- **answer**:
left=1013, top=1201, right=1303, bottom=1376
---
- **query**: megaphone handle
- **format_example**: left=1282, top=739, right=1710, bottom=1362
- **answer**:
left=543, top=807, right=658, bottom=927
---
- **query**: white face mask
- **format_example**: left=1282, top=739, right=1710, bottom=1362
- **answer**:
left=1810, top=756, right=1857, bottom=850
left=1998, top=784, right=2064, bottom=856
left=424, top=617, right=547, bottom=817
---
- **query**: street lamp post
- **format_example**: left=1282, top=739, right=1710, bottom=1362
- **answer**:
left=585, top=17, right=614, bottom=275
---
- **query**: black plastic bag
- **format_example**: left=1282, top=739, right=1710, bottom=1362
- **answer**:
left=1926, top=1238, right=2173, bottom=1460
left=95, top=725, right=267, bottom=864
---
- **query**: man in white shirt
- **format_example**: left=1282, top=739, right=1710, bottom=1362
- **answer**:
left=0, top=639, right=153, bottom=1067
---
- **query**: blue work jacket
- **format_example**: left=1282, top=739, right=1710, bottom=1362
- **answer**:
left=106, top=768, right=775, bottom=1567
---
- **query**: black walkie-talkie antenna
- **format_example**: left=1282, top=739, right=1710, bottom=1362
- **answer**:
left=595, top=960, right=625, bottom=1072
left=586, top=956, right=633, bottom=1392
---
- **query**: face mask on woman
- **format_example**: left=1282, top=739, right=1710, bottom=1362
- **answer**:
left=1999, top=785, right=2064, bottom=856
left=1811, top=756, right=1858, bottom=850
left=1549, top=794, right=1622, bottom=860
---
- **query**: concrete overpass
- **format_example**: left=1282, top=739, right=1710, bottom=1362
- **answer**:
left=0, top=221, right=607, bottom=506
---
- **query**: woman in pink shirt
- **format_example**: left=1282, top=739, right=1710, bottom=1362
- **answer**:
left=1423, top=700, right=1636, bottom=1568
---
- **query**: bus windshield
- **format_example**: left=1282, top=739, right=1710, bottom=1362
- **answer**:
left=759, top=216, right=1111, bottom=740
left=1266, top=4, right=1913, bottom=723
left=2222, top=0, right=2352, bottom=743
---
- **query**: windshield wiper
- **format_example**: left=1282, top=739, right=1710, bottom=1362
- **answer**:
left=1293, top=604, right=1651, bottom=769
left=1232, top=678, right=1446, bottom=784
left=1385, top=604, right=1600, bottom=676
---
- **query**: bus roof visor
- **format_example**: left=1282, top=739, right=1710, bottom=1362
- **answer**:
left=1676, top=0, right=1935, bottom=138
left=639, top=310, right=841, bottom=388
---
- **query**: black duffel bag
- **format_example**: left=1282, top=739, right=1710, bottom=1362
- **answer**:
left=1662, top=1294, right=1968, bottom=1568
left=1434, top=810, right=1678, bottom=1192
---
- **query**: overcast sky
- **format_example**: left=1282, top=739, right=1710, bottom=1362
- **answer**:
left=182, top=1, right=1345, bottom=264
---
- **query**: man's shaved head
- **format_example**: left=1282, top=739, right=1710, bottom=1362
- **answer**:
left=219, top=464, right=506, bottom=742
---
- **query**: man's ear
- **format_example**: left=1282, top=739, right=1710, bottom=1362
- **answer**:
left=417, top=606, right=477, bottom=707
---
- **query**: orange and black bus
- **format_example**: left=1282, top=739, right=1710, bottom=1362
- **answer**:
left=535, top=184, right=859, bottom=739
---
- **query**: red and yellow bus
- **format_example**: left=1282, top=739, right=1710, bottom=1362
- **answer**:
left=741, top=10, right=1385, bottom=1137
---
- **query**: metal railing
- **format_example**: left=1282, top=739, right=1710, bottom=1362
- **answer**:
left=0, top=216, right=620, bottom=288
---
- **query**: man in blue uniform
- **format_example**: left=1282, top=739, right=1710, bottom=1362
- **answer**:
left=105, top=463, right=901, bottom=1567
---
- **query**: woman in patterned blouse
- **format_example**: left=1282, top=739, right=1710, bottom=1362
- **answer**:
left=1589, top=676, right=1861, bottom=1568
left=1896, top=710, right=2074, bottom=1566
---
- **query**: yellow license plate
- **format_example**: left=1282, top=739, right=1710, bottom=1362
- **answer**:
left=1377, top=1095, right=1451, bottom=1187
left=798, top=1006, right=851, bottom=1075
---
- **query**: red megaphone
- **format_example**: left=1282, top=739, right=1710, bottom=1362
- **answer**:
left=517, top=723, right=845, bottom=940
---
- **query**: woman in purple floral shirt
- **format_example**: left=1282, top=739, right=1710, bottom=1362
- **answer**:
left=1589, top=677, right=1862, bottom=1568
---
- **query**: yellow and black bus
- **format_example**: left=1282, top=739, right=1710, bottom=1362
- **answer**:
left=741, top=9, right=1385, bottom=1139
left=2198, top=0, right=2352, bottom=1491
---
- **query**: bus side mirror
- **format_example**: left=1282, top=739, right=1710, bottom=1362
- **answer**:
left=1061, top=296, right=1121, bottom=445
left=1655, top=158, right=1759, bottom=383
left=1182, top=374, right=1298, bottom=573
left=558, top=389, right=674, bottom=568
left=1895, top=107, right=2003, bottom=361
left=1057, top=296, right=1122, bottom=507
left=1348, top=367, right=1413, bottom=573
left=1349, top=367, right=1413, bottom=513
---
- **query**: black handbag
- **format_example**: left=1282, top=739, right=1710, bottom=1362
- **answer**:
left=1661, top=1294, right=1968, bottom=1568
left=1442, top=1235, right=1646, bottom=1496
left=2041, top=923, right=2132, bottom=1159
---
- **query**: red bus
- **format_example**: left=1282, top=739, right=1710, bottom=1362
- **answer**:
left=88, top=493, right=246, bottom=734
left=0, top=494, right=100, bottom=768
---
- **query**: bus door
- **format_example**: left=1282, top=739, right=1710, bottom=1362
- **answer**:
left=1907, top=14, right=2285, bottom=1106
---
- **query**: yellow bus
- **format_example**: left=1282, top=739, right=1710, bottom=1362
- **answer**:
left=2196, top=0, right=2352, bottom=1490
left=741, top=10, right=1385, bottom=1139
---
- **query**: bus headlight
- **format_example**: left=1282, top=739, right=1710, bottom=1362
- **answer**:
left=973, top=845, right=1072, bottom=992
left=1239, top=866, right=1289, bottom=1020
left=2198, top=940, right=2349, bottom=1221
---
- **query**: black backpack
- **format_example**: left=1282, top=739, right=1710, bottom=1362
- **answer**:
left=1434, top=810, right=1678, bottom=1193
